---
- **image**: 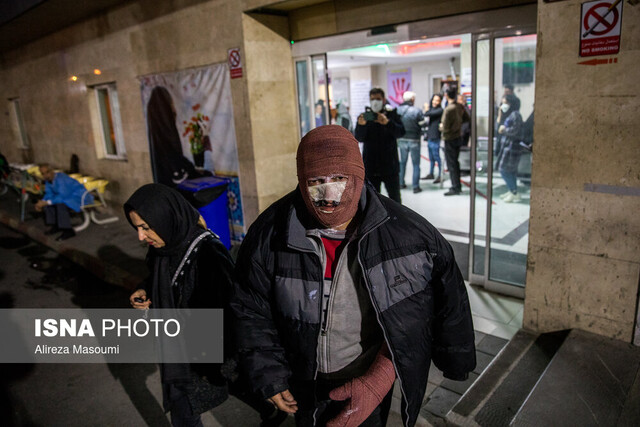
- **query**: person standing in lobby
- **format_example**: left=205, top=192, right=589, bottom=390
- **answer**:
left=355, top=88, right=405, bottom=203
left=397, top=91, right=425, bottom=194
left=422, top=94, right=444, bottom=184
left=440, top=88, right=470, bottom=196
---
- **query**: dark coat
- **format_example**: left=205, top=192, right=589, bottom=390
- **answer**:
left=495, top=110, right=524, bottom=174
left=230, top=184, right=476, bottom=427
left=355, top=107, right=405, bottom=176
left=143, top=231, right=235, bottom=414
left=423, top=106, right=443, bottom=141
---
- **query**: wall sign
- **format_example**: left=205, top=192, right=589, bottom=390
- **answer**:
left=228, top=48, right=243, bottom=79
left=580, top=0, right=623, bottom=57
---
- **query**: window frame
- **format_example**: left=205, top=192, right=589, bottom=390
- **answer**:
left=94, top=83, right=127, bottom=160
left=9, top=97, right=29, bottom=149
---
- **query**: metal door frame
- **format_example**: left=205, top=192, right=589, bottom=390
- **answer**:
left=469, top=26, right=536, bottom=299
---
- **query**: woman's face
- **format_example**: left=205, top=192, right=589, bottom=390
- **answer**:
left=432, top=95, right=441, bottom=108
left=129, top=211, right=166, bottom=248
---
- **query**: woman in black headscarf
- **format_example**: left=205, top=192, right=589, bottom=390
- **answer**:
left=125, top=183, right=234, bottom=426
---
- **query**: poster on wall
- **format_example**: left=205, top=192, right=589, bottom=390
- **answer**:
left=386, top=68, right=412, bottom=107
left=139, top=63, right=244, bottom=242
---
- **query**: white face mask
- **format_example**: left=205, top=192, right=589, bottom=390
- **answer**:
left=500, top=103, right=510, bottom=113
left=307, top=181, right=348, bottom=213
left=370, top=99, right=384, bottom=113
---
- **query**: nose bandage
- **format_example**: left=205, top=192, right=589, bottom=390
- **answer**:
left=307, top=181, right=347, bottom=205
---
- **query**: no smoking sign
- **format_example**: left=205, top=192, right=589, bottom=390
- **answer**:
left=228, top=48, right=243, bottom=79
left=580, top=0, right=623, bottom=57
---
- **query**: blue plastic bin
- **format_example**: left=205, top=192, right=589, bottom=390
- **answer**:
left=176, top=177, right=231, bottom=249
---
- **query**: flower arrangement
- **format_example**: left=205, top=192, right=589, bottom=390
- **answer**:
left=183, top=110, right=210, bottom=155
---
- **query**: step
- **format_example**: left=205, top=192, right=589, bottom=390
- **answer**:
left=512, top=329, right=640, bottom=426
left=448, top=329, right=569, bottom=426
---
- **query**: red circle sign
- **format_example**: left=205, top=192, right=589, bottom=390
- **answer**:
left=583, top=2, right=619, bottom=36
left=228, top=49, right=241, bottom=68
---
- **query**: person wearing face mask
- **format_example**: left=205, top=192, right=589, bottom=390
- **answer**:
left=231, top=125, right=476, bottom=427
left=495, top=94, right=524, bottom=203
left=355, top=87, right=405, bottom=203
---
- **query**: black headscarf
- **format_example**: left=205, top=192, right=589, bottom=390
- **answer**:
left=124, top=183, right=204, bottom=308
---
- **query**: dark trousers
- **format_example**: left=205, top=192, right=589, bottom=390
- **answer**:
left=444, top=138, right=462, bottom=192
left=368, top=175, right=401, bottom=204
left=43, top=204, right=72, bottom=230
left=294, top=380, right=393, bottom=427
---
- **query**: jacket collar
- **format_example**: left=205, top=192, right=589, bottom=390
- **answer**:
left=285, top=182, right=389, bottom=251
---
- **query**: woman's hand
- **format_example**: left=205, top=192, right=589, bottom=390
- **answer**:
left=130, top=289, right=152, bottom=309
left=498, top=125, right=506, bottom=134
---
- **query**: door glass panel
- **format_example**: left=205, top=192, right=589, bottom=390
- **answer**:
left=473, top=39, right=490, bottom=277
left=295, top=60, right=311, bottom=136
left=489, top=34, right=536, bottom=286
left=311, top=55, right=329, bottom=129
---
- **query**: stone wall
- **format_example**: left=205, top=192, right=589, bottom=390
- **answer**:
left=524, top=0, right=640, bottom=341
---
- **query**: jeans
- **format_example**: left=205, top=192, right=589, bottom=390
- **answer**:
left=44, top=204, right=72, bottom=229
left=398, top=138, right=421, bottom=189
left=368, top=175, right=401, bottom=204
left=444, top=138, right=462, bottom=192
left=427, top=139, right=442, bottom=177
left=500, top=169, right=518, bottom=193
left=169, top=393, right=203, bottom=427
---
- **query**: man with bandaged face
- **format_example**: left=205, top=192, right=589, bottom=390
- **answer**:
left=231, top=125, right=475, bottom=427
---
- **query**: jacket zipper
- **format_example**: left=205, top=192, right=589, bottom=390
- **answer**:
left=356, top=217, right=411, bottom=427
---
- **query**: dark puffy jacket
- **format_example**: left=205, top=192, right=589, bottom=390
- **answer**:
left=355, top=107, right=405, bottom=176
left=230, top=184, right=476, bottom=426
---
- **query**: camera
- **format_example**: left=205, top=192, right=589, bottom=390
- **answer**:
left=363, top=107, right=378, bottom=122
left=134, top=297, right=145, bottom=303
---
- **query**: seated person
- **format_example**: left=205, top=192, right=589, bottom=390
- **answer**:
left=34, top=164, right=93, bottom=241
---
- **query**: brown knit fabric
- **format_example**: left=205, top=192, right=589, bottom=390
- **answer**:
left=297, top=125, right=365, bottom=228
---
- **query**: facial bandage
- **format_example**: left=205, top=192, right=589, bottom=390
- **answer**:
left=307, top=181, right=347, bottom=204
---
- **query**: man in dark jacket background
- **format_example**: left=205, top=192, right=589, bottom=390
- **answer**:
left=440, top=87, right=470, bottom=196
left=231, top=125, right=476, bottom=426
left=355, top=87, right=405, bottom=203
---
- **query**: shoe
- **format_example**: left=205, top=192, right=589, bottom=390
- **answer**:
left=444, top=189, right=461, bottom=196
left=503, top=192, right=521, bottom=203
left=400, top=184, right=407, bottom=189
left=433, top=177, right=441, bottom=184
left=44, top=226, right=59, bottom=235
left=423, top=174, right=434, bottom=180
left=500, top=192, right=511, bottom=199
left=56, top=229, right=76, bottom=241
left=413, top=187, right=422, bottom=194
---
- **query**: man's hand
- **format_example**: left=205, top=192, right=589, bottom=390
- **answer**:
left=357, top=114, right=366, bottom=126
left=129, top=289, right=152, bottom=309
left=35, top=200, right=47, bottom=212
left=268, top=389, right=298, bottom=414
left=374, top=113, right=389, bottom=126
left=498, top=125, right=506, bottom=134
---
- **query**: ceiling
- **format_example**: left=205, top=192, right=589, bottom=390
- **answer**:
left=0, top=0, right=131, bottom=53
left=327, top=35, right=463, bottom=71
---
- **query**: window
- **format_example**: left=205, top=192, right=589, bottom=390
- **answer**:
left=9, top=98, right=29, bottom=148
left=94, top=83, right=126, bottom=159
